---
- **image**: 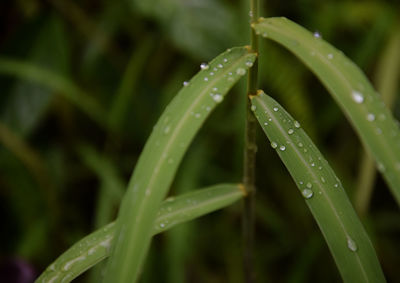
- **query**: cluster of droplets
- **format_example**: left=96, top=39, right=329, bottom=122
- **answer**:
left=44, top=232, right=115, bottom=282
left=350, top=89, right=389, bottom=136
left=269, top=141, right=286, bottom=152
left=182, top=56, right=255, bottom=126
left=260, top=97, right=364, bottom=257
left=267, top=98, right=362, bottom=254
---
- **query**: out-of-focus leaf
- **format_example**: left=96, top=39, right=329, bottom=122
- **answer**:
left=0, top=15, right=70, bottom=135
left=130, top=0, right=238, bottom=59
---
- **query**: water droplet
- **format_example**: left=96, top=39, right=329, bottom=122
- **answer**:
left=311, top=162, right=315, bottom=167
left=351, top=90, right=364, bottom=103
left=298, top=142, right=303, bottom=147
left=262, top=32, right=268, bottom=37
left=200, top=63, right=209, bottom=70
left=183, top=81, right=189, bottom=86
left=251, top=105, right=256, bottom=111
left=246, top=61, right=253, bottom=67
left=160, top=223, right=165, bottom=228
left=294, top=121, right=301, bottom=128
left=302, top=188, right=314, bottom=199
left=306, top=182, right=312, bottom=189
left=347, top=237, right=358, bottom=252
left=195, top=113, right=201, bottom=118
left=377, top=162, right=385, bottom=172
left=366, top=113, right=375, bottom=121
left=236, top=68, right=246, bottom=76
left=223, top=58, right=228, bottom=63
left=249, top=10, right=253, bottom=17
left=213, top=94, right=223, bottom=103
left=212, top=87, right=218, bottom=91
left=163, top=125, right=171, bottom=134
left=271, top=142, right=278, bottom=149
left=264, top=122, right=268, bottom=126
left=279, top=145, right=286, bottom=151
left=321, top=177, right=326, bottom=183
left=218, top=63, right=223, bottom=68
left=288, top=129, right=294, bottom=135
left=204, top=77, right=209, bottom=81
left=273, top=107, right=279, bottom=112
left=313, top=31, right=322, bottom=38
left=210, top=72, right=214, bottom=76
left=205, top=106, right=211, bottom=112
left=334, top=183, right=339, bottom=188
left=376, top=128, right=382, bottom=134
left=327, top=53, right=333, bottom=59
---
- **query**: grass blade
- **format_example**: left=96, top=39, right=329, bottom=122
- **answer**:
left=35, top=183, right=245, bottom=283
left=0, top=58, right=106, bottom=127
left=355, top=28, right=400, bottom=216
left=104, top=47, right=256, bottom=282
left=252, top=17, right=400, bottom=206
left=251, top=91, right=386, bottom=283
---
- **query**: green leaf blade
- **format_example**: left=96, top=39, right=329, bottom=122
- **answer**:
left=36, top=183, right=244, bottom=283
left=104, top=47, right=256, bottom=283
left=253, top=17, right=400, bottom=206
left=251, top=91, right=386, bottom=283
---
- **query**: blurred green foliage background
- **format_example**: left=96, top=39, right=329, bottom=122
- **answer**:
left=0, top=0, right=399, bottom=282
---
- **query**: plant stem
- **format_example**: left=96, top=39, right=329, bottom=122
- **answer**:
left=243, top=0, right=259, bottom=282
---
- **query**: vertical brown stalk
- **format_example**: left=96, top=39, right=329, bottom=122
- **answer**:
left=242, top=0, right=259, bottom=282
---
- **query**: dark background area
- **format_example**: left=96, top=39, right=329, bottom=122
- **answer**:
left=0, top=0, right=399, bottom=282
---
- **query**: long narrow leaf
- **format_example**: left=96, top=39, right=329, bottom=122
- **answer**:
left=251, top=91, right=386, bottom=283
left=104, top=47, right=256, bottom=282
left=355, top=29, right=400, bottom=216
left=35, top=183, right=244, bottom=283
left=252, top=17, right=400, bottom=206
